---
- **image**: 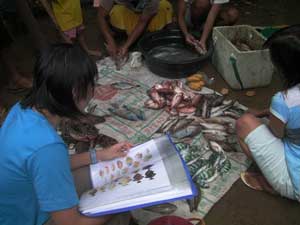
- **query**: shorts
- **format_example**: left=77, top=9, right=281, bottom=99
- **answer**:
left=63, top=24, right=85, bottom=40
left=0, top=18, right=12, bottom=50
left=245, top=124, right=296, bottom=200
left=108, top=0, right=173, bottom=34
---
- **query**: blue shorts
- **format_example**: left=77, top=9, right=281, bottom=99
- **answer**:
left=245, top=124, right=296, bottom=200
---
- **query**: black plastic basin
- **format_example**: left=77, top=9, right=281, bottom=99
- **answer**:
left=138, top=29, right=213, bottom=78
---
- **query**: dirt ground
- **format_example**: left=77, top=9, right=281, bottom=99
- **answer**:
left=0, top=0, right=300, bottom=224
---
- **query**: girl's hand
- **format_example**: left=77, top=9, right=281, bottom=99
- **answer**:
left=96, top=142, right=133, bottom=161
left=185, top=33, right=197, bottom=45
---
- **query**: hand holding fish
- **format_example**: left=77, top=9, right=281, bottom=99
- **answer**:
left=105, top=41, right=118, bottom=59
left=185, top=33, right=197, bottom=46
left=118, top=45, right=129, bottom=59
left=96, top=142, right=133, bottom=161
left=194, top=39, right=207, bottom=55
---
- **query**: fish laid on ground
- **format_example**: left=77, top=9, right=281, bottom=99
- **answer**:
left=203, top=133, right=227, bottom=142
left=209, top=141, right=225, bottom=154
left=210, top=95, right=225, bottom=107
left=210, top=100, right=234, bottom=117
left=199, top=122, right=227, bottom=131
left=108, top=107, right=139, bottom=121
left=186, top=187, right=201, bottom=212
left=144, top=99, right=161, bottom=109
left=123, top=105, right=146, bottom=120
left=223, top=111, right=240, bottom=119
left=111, top=81, right=140, bottom=90
left=158, top=117, right=179, bottom=133
left=170, top=118, right=194, bottom=133
left=202, top=129, right=228, bottom=137
left=143, top=203, right=177, bottom=214
left=171, top=126, right=201, bottom=140
left=203, top=116, right=236, bottom=125
left=177, top=106, right=196, bottom=114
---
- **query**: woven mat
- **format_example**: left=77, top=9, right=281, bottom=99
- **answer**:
left=90, top=57, right=251, bottom=224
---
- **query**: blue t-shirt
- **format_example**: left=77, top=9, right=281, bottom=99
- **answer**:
left=0, top=103, right=79, bottom=225
left=270, top=85, right=300, bottom=200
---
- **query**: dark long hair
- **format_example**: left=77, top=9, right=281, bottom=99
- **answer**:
left=21, top=43, right=97, bottom=118
left=264, top=24, right=300, bottom=89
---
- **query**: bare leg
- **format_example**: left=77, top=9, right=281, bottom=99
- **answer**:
left=0, top=48, right=32, bottom=89
left=15, top=0, right=48, bottom=51
left=236, top=114, right=276, bottom=194
left=78, top=32, right=102, bottom=58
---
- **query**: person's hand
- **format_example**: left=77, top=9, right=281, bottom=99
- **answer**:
left=105, top=41, right=118, bottom=59
left=118, top=45, right=129, bottom=59
left=96, top=142, right=133, bottom=161
left=197, top=39, right=207, bottom=52
left=185, top=33, right=197, bottom=45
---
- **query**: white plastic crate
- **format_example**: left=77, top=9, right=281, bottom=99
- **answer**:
left=212, top=25, right=274, bottom=90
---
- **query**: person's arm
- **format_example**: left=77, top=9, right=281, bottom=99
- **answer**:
left=70, top=142, right=132, bottom=170
left=39, top=0, right=71, bottom=43
left=97, top=6, right=118, bottom=58
left=177, top=0, right=196, bottom=45
left=177, top=0, right=188, bottom=36
left=118, top=13, right=155, bottom=58
left=51, top=207, right=111, bottom=225
left=247, top=108, right=270, bottom=118
left=268, top=113, right=285, bottom=138
left=198, top=3, right=221, bottom=51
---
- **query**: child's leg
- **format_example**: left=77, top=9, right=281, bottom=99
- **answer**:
left=0, top=19, right=32, bottom=90
left=0, top=50, right=32, bottom=90
left=15, top=0, right=48, bottom=51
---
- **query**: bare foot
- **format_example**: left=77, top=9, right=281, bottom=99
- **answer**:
left=87, top=49, right=102, bottom=58
left=241, top=172, right=277, bottom=195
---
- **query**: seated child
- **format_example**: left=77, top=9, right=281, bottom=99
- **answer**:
left=178, top=0, right=239, bottom=52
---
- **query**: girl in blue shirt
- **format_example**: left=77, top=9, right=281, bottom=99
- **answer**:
left=236, top=25, right=300, bottom=201
left=0, top=44, right=132, bottom=225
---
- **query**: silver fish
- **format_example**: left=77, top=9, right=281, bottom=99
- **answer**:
left=204, top=116, right=236, bottom=125
left=203, top=133, right=227, bottom=142
left=209, top=141, right=225, bottom=154
left=202, top=129, right=228, bottom=137
left=171, top=118, right=194, bottom=133
left=172, top=126, right=201, bottom=139
left=158, top=117, right=179, bottom=133
left=199, top=122, right=227, bottom=131
left=123, top=105, right=146, bottom=120
left=143, top=203, right=177, bottom=214
left=111, top=81, right=139, bottom=90
left=186, top=187, right=201, bottom=212
left=223, top=111, right=240, bottom=119
left=210, top=100, right=234, bottom=115
left=108, top=107, right=139, bottom=121
left=210, top=95, right=225, bottom=107
left=201, top=99, right=210, bottom=118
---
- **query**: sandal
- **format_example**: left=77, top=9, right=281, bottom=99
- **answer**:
left=240, top=172, right=264, bottom=191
